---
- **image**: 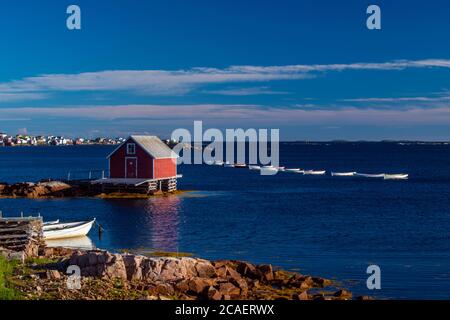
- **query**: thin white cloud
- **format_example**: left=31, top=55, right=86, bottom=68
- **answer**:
left=204, top=86, right=289, bottom=96
left=0, top=59, right=449, bottom=100
left=341, top=96, right=450, bottom=102
left=2, top=103, right=450, bottom=125
left=0, top=92, right=47, bottom=102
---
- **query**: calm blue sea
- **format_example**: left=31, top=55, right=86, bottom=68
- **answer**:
left=1, top=143, right=450, bottom=299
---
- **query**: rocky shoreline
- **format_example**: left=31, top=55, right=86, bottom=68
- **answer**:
left=0, top=246, right=371, bottom=300
left=0, top=181, right=184, bottom=199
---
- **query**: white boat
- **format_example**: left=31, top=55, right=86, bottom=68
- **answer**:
left=248, top=165, right=261, bottom=171
left=43, top=219, right=60, bottom=226
left=260, top=166, right=279, bottom=175
left=304, top=170, right=326, bottom=175
left=285, top=168, right=302, bottom=173
left=277, top=167, right=286, bottom=172
left=43, top=219, right=96, bottom=240
left=384, top=173, right=409, bottom=180
left=234, top=163, right=247, bottom=168
left=223, top=162, right=234, bottom=168
left=354, top=173, right=385, bottom=178
left=213, top=160, right=224, bottom=166
left=331, top=172, right=356, bottom=177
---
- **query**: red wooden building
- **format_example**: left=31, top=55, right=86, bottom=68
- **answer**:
left=94, top=135, right=179, bottom=193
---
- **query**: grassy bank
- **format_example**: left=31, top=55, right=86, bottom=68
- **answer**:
left=0, top=256, right=21, bottom=300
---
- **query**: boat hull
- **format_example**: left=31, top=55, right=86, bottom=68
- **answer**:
left=331, top=172, right=356, bottom=177
left=43, top=220, right=95, bottom=240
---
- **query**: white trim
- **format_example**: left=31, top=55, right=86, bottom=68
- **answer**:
left=127, top=143, right=136, bottom=155
left=125, top=157, right=138, bottom=179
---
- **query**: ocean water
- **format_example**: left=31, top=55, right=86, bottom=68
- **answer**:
left=1, top=143, right=450, bottom=299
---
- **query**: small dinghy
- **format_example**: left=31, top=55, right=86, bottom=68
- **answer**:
left=43, top=219, right=96, bottom=240
left=304, top=170, right=326, bottom=175
left=354, top=173, right=385, bottom=178
left=43, top=219, right=60, bottom=226
left=285, top=168, right=302, bottom=173
left=260, top=166, right=278, bottom=174
left=384, top=173, right=409, bottom=180
left=331, top=172, right=356, bottom=177
left=248, top=165, right=261, bottom=171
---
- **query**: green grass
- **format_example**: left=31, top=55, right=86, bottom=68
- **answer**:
left=0, top=256, right=21, bottom=300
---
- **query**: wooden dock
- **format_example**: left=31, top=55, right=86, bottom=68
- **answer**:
left=0, top=215, right=44, bottom=258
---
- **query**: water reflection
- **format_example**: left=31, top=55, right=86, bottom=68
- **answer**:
left=46, top=236, right=95, bottom=251
left=143, top=195, right=181, bottom=252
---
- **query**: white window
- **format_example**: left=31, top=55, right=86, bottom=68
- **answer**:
left=127, top=143, right=136, bottom=155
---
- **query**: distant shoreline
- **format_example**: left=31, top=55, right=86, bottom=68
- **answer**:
left=2, top=140, right=450, bottom=147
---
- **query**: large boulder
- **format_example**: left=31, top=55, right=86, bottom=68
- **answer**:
left=68, top=250, right=127, bottom=280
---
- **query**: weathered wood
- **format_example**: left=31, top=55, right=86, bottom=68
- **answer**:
left=0, top=217, right=44, bottom=257
left=0, top=233, right=29, bottom=240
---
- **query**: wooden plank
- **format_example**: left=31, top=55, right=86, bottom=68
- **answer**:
left=0, top=226, right=32, bottom=233
left=0, top=234, right=29, bottom=240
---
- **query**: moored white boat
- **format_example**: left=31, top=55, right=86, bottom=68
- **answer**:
left=331, top=172, right=356, bottom=177
left=354, top=173, right=385, bottom=178
left=384, top=173, right=409, bottom=180
left=213, top=160, right=224, bottom=166
left=285, top=168, right=302, bottom=173
left=248, top=165, right=261, bottom=171
left=304, top=170, right=326, bottom=175
left=223, top=162, right=234, bottom=168
left=43, top=219, right=60, bottom=226
left=260, top=166, right=278, bottom=174
left=234, top=163, right=247, bottom=168
left=43, top=219, right=95, bottom=240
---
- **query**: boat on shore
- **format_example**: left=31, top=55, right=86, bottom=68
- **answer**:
left=384, top=173, right=409, bottom=180
left=304, top=170, right=326, bottom=175
left=331, top=172, right=356, bottom=177
left=43, top=219, right=95, bottom=240
left=354, top=173, right=385, bottom=178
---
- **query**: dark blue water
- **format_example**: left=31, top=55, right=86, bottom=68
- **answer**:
left=1, top=143, right=450, bottom=299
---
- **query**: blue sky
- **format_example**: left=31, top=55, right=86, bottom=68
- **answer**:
left=0, top=0, right=450, bottom=140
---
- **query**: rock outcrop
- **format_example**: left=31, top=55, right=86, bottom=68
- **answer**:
left=6, top=247, right=360, bottom=300
left=22, top=249, right=351, bottom=300
left=0, top=181, right=72, bottom=198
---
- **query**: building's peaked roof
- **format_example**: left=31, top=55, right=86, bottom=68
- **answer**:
left=107, top=135, right=178, bottom=159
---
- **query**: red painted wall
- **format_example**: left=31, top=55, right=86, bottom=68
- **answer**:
left=154, top=158, right=177, bottom=179
left=109, top=138, right=176, bottom=179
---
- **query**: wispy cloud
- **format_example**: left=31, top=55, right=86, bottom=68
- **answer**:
left=341, top=96, right=450, bottom=103
left=0, top=92, right=47, bottom=102
left=2, top=103, right=450, bottom=126
left=203, top=86, right=289, bottom=96
left=0, top=59, right=449, bottom=100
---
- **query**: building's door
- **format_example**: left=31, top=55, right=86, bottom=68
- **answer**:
left=126, top=158, right=137, bottom=178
